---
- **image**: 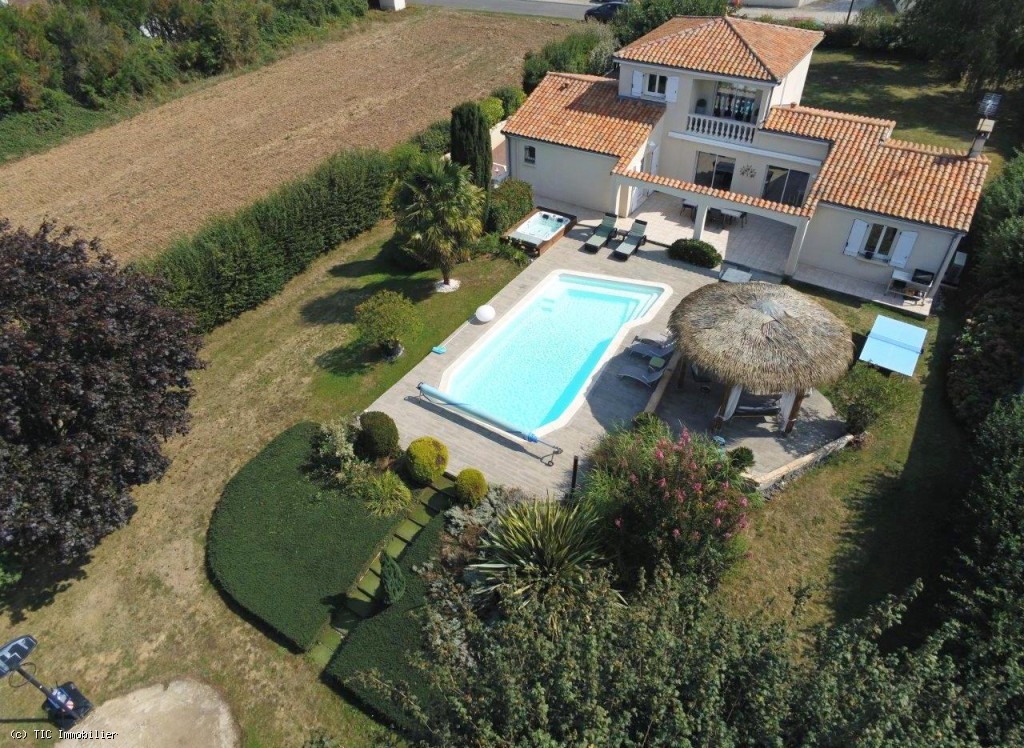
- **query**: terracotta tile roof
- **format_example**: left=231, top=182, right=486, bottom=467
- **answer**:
left=615, top=17, right=822, bottom=83
left=763, top=105, right=989, bottom=232
left=612, top=168, right=813, bottom=218
left=502, top=73, right=664, bottom=162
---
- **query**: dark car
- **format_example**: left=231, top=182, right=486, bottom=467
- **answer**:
left=584, top=1, right=627, bottom=22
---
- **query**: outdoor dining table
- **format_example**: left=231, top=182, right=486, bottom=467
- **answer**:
left=720, top=209, right=747, bottom=227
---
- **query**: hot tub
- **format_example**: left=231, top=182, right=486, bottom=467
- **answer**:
left=504, top=208, right=576, bottom=256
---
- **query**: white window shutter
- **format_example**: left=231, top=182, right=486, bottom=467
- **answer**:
left=631, top=70, right=642, bottom=97
left=889, top=231, right=917, bottom=268
left=666, top=77, right=679, bottom=103
left=843, top=219, right=868, bottom=256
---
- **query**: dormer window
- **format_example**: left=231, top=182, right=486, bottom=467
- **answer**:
left=646, top=74, right=668, bottom=98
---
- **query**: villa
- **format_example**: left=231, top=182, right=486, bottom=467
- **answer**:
left=502, top=17, right=990, bottom=313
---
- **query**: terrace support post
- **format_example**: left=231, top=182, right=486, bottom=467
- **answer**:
left=784, top=390, right=807, bottom=434
left=711, top=385, right=730, bottom=432
left=784, top=219, right=809, bottom=279
left=693, top=203, right=709, bottom=241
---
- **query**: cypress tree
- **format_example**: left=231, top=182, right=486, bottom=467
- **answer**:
left=450, top=102, right=492, bottom=190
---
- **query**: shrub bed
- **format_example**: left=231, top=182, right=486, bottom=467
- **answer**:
left=326, top=505, right=446, bottom=734
left=667, top=238, right=721, bottom=268
left=486, top=179, right=534, bottom=234
left=146, top=148, right=391, bottom=331
left=207, top=422, right=399, bottom=650
left=413, top=119, right=451, bottom=156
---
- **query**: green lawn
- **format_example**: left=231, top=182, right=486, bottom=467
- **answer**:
left=718, top=288, right=968, bottom=640
left=804, top=49, right=1018, bottom=177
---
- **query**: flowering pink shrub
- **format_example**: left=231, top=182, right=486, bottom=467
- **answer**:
left=584, top=417, right=756, bottom=583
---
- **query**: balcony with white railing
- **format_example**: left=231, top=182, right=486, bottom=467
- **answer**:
left=685, top=114, right=756, bottom=144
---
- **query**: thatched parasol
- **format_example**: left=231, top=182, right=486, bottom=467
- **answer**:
left=669, top=281, right=853, bottom=396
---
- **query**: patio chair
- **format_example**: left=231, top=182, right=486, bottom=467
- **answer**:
left=618, top=361, right=667, bottom=388
left=583, top=213, right=617, bottom=252
left=733, top=395, right=781, bottom=419
left=627, top=339, right=675, bottom=360
left=612, top=219, right=647, bottom=260
left=634, top=328, right=673, bottom=347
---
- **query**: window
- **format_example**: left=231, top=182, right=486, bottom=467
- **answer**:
left=713, top=83, right=760, bottom=123
left=694, top=151, right=735, bottom=191
left=862, top=223, right=898, bottom=259
left=524, top=145, right=536, bottom=165
left=645, top=74, right=668, bottom=97
left=762, top=166, right=811, bottom=207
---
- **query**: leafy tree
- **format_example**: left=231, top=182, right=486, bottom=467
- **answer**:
left=612, top=0, right=727, bottom=46
left=0, top=220, right=203, bottom=563
left=978, top=214, right=1024, bottom=286
left=974, top=150, right=1024, bottom=242
left=449, top=101, right=492, bottom=189
left=354, top=290, right=422, bottom=356
left=391, top=156, right=484, bottom=287
left=906, top=0, right=1024, bottom=93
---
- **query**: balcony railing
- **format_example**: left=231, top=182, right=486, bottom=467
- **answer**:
left=686, top=113, right=756, bottom=144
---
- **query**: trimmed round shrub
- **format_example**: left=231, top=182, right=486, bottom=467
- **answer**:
left=405, top=436, right=449, bottom=485
left=355, top=411, right=399, bottom=460
left=491, top=85, right=526, bottom=119
left=728, top=446, right=755, bottom=472
left=364, top=470, right=413, bottom=517
left=455, top=468, right=488, bottom=506
left=667, top=239, right=722, bottom=268
left=380, top=552, right=406, bottom=605
left=479, top=96, right=505, bottom=129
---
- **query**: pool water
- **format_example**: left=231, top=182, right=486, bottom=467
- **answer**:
left=512, top=211, right=570, bottom=243
left=442, top=272, right=668, bottom=435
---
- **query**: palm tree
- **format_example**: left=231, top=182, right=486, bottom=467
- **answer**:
left=391, top=156, right=484, bottom=289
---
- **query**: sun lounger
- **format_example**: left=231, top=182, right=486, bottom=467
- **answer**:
left=583, top=214, right=617, bottom=252
left=634, top=328, right=673, bottom=347
left=627, top=340, right=675, bottom=360
left=618, top=363, right=666, bottom=388
left=612, top=219, right=647, bottom=260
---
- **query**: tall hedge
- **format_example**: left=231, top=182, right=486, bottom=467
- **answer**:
left=450, top=101, right=492, bottom=190
left=146, top=148, right=391, bottom=330
left=486, top=179, right=534, bottom=234
left=522, top=27, right=615, bottom=93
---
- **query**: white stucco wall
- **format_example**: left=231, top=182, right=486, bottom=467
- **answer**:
left=770, top=52, right=812, bottom=106
left=799, top=204, right=959, bottom=284
left=616, top=62, right=773, bottom=132
left=659, top=135, right=823, bottom=201
left=506, top=136, right=617, bottom=212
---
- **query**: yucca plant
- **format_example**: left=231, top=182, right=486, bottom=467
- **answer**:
left=470, top=499, right=608, bottom=611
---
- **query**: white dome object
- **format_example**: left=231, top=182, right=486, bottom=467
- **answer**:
left=475, top=305, right=496, bottom=323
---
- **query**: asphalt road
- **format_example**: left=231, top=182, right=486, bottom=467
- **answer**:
left=412, top=0, right=589, bottom=20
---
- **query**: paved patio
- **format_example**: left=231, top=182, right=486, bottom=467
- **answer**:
left=368, top=229, right=848, bottom=496
left=655, top=376, right=846, bottom=482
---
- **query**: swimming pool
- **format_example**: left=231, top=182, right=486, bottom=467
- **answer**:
left=439, top=271, right=671, bottom=436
